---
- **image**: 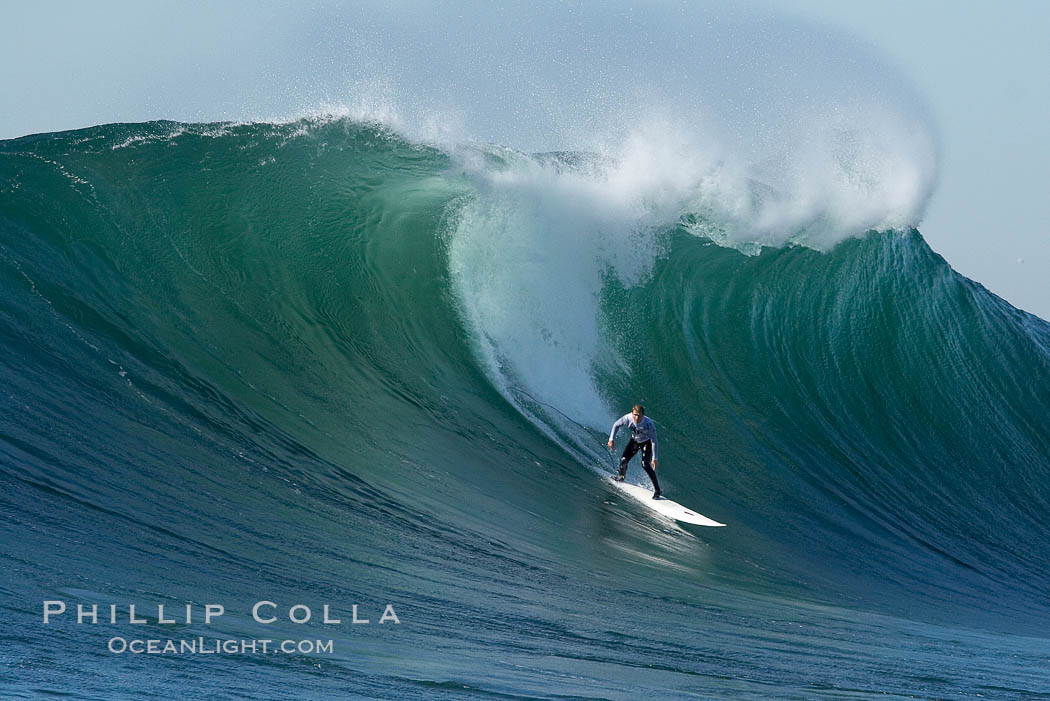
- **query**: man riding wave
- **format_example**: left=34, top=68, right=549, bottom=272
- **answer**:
left=608, top=404, right=663, bottom=499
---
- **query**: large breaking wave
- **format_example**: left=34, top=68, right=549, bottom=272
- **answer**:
left=2, top=9, right=1048, bottom=694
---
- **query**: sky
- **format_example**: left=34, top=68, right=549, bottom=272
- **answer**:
left=2, top=0, right=1047, bottom=320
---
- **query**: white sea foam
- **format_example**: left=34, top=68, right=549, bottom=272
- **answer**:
left=446, top=145, right=663, bottom=430
left=443, top=90, right=935, bottom=438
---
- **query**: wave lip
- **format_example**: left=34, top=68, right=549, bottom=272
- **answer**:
left=286, top=4, right=940, bottom=251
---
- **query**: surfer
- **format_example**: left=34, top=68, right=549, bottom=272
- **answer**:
left=608, top=405, right=663, bottom=499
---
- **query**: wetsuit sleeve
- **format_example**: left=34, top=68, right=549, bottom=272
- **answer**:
left=650, top=420, right=659, bottom=461
left=609, top=414, right=629, bottom=443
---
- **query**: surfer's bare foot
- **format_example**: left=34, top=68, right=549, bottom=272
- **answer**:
left=652, top=491, right=663, bottom=500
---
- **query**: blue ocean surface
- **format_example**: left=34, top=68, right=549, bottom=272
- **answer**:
left=1, top=119, right=1049, bottom=699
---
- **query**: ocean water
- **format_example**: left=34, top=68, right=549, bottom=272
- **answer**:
left=1, top=118, right=1049, bottom=700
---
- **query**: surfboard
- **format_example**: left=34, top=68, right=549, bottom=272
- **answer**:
left=607, top=477, right=726, bottom=527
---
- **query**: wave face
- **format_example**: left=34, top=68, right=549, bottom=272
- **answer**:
left=3, top=120, right=1050, bottom=699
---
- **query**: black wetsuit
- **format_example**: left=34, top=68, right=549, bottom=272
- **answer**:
left=619, top=439, right=662, bottom=493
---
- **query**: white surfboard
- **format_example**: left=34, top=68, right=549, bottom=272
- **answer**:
left=607, top=477, right=726, bottom=527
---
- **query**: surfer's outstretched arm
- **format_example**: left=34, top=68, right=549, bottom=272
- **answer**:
left=608, top=414, right=629, bottom=448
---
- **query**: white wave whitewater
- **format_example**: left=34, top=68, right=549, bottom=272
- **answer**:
left=353, top=2, right=939, bottom=446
